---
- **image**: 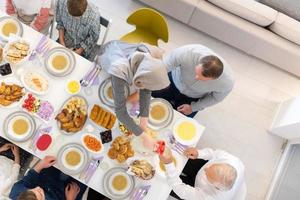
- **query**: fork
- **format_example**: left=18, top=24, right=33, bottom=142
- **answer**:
left=131, top=185, right=151, bottom=200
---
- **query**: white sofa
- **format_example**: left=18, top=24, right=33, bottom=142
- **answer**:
left=137, top=0, right=300, bottom=77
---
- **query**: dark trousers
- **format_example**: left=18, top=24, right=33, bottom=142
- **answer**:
left=171, top=159, right=208, bottom=200
left=152, top=72, right=199, bottom=118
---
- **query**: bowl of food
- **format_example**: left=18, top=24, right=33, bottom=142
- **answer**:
left=57, top=143, right=88, bottom=175
left=0, top=16, right=23, bottom=42
left=55, top=96, right=88, bottom=134
left=44, top=47, right=75, bottom=77
left=0, top=80, right=25, bottom=108
left=81, top=133, right=104, bottom=154
left=148, top=98, right=174, bottom=130
left=3, top=38, right=32, bottom=65
left=127, top=159, right=155, bottom=180
left=173, top=118, right=202, bottom=146
left=66, top=80, right=81, bottom=95
left=3, top=111, right=36, bottom=142
left=103, top=167, right=135, bottom=200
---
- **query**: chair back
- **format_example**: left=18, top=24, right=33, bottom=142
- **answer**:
left=126, top=8, right=169, bottom=43
left=97, top=16, right=112, bottom=45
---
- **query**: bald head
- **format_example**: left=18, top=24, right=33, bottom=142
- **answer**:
left=205, top=163, right=237, bottom=191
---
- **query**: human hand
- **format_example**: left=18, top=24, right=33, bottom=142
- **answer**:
left=177, top=104, right=193, bottom=115
left=75, top=47, right=84, bottom=55
left=0, top=143, right=12, bottom=152
left=141, top=132, right=156, bottom=150
left=11, top=145, right=20, bottom=164
left=184, top=147, right=198, bottom=159
left=34, top=155, right=56, bottom=173
left=65, top=182, right=80, bottom=200
left=140, top=117, right=148, bottom=131
left=159, top=147, right=173, bottom=164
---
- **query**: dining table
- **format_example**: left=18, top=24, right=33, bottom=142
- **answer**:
left=0, top=10, right=206, bottom=200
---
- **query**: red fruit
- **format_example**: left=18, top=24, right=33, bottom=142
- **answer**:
left=28, top=94, right=32, bottom=98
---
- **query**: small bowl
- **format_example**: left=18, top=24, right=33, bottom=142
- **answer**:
left=81, top=133, right=104, bottom=155
left=66, top=80, right=81, bottom=95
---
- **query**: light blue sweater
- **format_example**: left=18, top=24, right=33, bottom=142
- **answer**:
left=164, top=45, right=235, bottom=111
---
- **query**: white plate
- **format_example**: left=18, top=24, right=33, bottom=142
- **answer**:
left=0, top=78, right=25, bottom=108
left=0, top=16, right=23, bottom=42
left=20, top=70, right=50, bottom=95
left=103, top=167, right=135, bottom=200
left=56, top=95, right=88, bottom=135
left=3, top=37, right=32, bottom=65
left=57, top=143, right=88, bottom=175
left=3, top=111, right=36, bottom=142
left=98, top=78, right=130, bottom=108
left=154, top=149, right=183, bottom=178
left=148, top=98, right=174, bottom=130
left=81, top=133, right=104, bottom=154
left=44, top=47, right=76, bottom=77
left=21, top=94, right=55, bottom=123
left=173, top=118, right=202, bottom=146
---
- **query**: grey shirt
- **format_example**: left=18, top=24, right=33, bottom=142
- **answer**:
left=164, top=45, right=235, bottom=111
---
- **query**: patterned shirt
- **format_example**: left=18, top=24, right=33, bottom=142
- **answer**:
left=56, top=0, right=101, bottom=61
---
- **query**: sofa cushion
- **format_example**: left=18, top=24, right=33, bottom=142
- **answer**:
left=137, top=0, right=199, bottom=23
left=207, top=0, right=278, bottom=26
left=269, top=13, right=300, bottom=45
left=259, top=0, right=300, bottom=22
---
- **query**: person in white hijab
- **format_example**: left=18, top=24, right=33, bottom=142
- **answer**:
left=0, top=143, right=20, bottom=198
left=99, top=40, right=170, bottom=149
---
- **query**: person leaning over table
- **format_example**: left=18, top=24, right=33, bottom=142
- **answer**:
left=159, top=147, right=246, bottom=200
left=9, top=155, right=86, bottom=200
left=56, top=0, right=101, bottom=61
left=6, top=0, right=54, bottom=35
left=152, top=44, right=235, bottom=118
left=98, top=40, right=170, bottom=149
left=0, top=143, right=20, bottom=198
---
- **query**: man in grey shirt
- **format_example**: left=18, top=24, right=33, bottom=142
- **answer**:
left=152, top=44, right=234, bottom=117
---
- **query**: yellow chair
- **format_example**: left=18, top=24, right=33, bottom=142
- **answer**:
left=120, top=8, right=169, bottom=46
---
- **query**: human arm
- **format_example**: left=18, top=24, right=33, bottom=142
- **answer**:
left=190, top=89, right=232, bottom=112
left=0, top=143, right=12, bottom=153
left=138, top=89, right=151, bottom=130
left=9, top=169, right=40, bottom=199
left=11, top=145, right=20, bottom=165
left=79, top=13, right=101, bottom=56
left=33, top=155, right=56, bottom=173
left=111, top=77, right=156, bottom=149
left=111, top=76, right=144, bottom=136
left=6, top=0, right=16, bottom=15
left=31, top=7, right=51, bottom=32
left=160, top=148, right=211, bottom=200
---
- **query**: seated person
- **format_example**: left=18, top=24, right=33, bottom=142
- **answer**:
left=152, top=44, right=235, bottom=118
left=98, top=40, right=170, bottom=149
left=56, top=0, right=101, bottom=61
left=9, top=156, right=86, bottom=200
left=160, top=147, right=246, bottom=200
left=0, top=143, right=20, bottom=198
left=6, top=0, right=54, bottom=34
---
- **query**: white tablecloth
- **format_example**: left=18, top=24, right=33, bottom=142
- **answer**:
left=0, top=11, right=205, bottom=200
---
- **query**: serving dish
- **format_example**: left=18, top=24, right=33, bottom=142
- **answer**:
left=0, top=16, right=23, bottom=42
